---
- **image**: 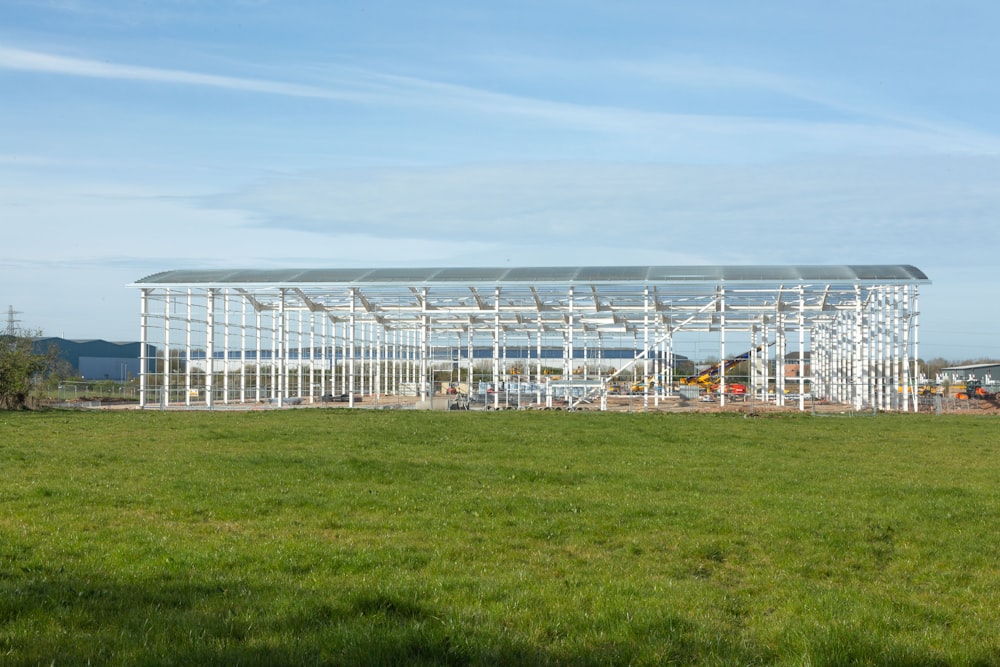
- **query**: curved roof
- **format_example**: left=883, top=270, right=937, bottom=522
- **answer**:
left=132, top=264, right=929, bottom=286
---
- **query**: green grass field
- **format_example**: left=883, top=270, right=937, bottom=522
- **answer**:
left=2, top=409, right=999, bottom=666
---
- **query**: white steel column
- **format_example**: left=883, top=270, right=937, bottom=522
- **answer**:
left=206, top=288, right=215, bottom=409
left=185, top=289, right=192, bottom=407
left=882, top=287, right=891, bottom=411
left=812, top=324, right=823, bottom=401
left=277, top=289, right=286, bottom=407
left=885, top=288, right=894, bottom=410
left=776, top=311, right=786, bottom=407
left=502, top=330, right=509, bottom=398
left=870, top=287, right=885, bottom=410
left=798, top=286, right=805, bottom=412
left=407, top=328, right=414, bottom=388
left=875, top=288, right=885, bottom=411
left=536, top=313, right=543, bottom=405
left=643, top=285, right=650, bottom=411
left=296, top=309, right=304, bottom=399
left=357, top=314, right=371, bottom=398
left=840, top=314, right=850, bottom=404
left=866, top=291, right=876, bottom=410
left=815, top=323, right=829, bottom=402
left=393, top=324, right=400, bottom=397
left=821, top=321, right=831, bottom=403
left=139, top=289, right=148, bottom=408
left=853, top=286, right=864, bottom=411
left=654, top=325, right=661, bottom=407
left=240, top=293, right=247, bottom=404
left=223, top=290, right=230, bottom=404
left=833, top=319, right=841, bottom=402
left=420, top=290, right=430, bottom=403
left=162, top=289, right=171, bottom=407
left=255, top=307, right=262, bottom=403
left=892, top=287, right=902, bottom=411
left=325, top=319, right=332, bottom=396
left=901, top=287, right=911, bottom=411
left=397, top=325, right=404, bottom=396
left=467, top=328, right=474, bottom=398
left=666, top=329, right=674, bottom=398
left=375, top=320, right=382, bottom=404
left=309, top=311, right=316, bottom=402
left=348, top=289, right=356, bottom=407
left=761, top=319, right=770, bottom=403
left=912, top=286, right=920, bottom=412
left=369, top=319, right=376, bottom=397
left=493, top=287, right=501, bottom=410
left=719, top=285, right=726, bottom=408
left=874, top=286, right=887, bottom=410
left=368, top=318, right=378, bottom=396
left=269, top=308, right=277, bottom=402
left=319, top=315, right=327, bottom=397
left=340, top=320, right=348, bottom=395
left=568, top=286, right=576, bottom=410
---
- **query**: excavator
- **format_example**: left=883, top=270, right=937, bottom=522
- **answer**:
left=680, top=344, right=769, bottom=395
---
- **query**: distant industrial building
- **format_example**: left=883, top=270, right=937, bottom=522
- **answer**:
left=938, top=363, right=1000, bottom=393
left=33, top=337, right=154, bottom=381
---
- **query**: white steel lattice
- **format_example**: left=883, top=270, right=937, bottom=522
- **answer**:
left=130, top=265, right=928, bottom=412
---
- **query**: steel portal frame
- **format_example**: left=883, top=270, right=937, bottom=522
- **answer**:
left=130, top=265, right=929, bottom=411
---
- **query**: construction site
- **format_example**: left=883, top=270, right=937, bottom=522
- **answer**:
left=129, top=265, right=932, bottom=413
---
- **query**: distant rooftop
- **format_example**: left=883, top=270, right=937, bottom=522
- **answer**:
left=941, top=362, right=1000, bottom=371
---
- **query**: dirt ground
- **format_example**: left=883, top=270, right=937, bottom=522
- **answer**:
left=57, top=393, right=1000, bottom=415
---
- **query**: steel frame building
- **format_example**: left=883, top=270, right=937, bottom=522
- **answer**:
left=129, top=265, right=929, bottom=411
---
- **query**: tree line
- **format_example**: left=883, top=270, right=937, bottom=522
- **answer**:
left=0, top=329, right=61, bottom=410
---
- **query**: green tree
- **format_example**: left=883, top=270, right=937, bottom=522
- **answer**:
left=0, top=329, right=52, bottom=410
left=921, top=357, right=952, bottom=379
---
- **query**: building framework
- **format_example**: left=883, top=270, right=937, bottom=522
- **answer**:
left=129, top=265, right=929, bottom=411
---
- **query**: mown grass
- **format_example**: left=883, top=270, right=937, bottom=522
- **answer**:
left=1, top=409, right=999, bottom=666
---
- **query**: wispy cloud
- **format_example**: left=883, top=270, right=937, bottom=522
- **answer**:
left=3, top=44, right=991, bottom=158
left=466, top=52, right=1000, bottom=155
left=0, top=153, right=65, bottom=166
left=202, top=156, right=1000, bottom=267
left=615, top=57, right=1000, bottom=153
left=328, top=66, right=992, bottom=154
left=0, top=45, right=366, bottom=100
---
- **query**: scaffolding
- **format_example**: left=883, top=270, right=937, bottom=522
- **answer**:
left=129, top=265, right=929, bottom=412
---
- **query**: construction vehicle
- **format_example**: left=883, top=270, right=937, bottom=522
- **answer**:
left=956, top=380, right=993, bottom=400
left=727, top=383, right=747, bottom=396
left=707, top=381, right=747, bottom=397
left=681, top=344, right=767, bottom=392
left=629, top=377, right=662, bottom=394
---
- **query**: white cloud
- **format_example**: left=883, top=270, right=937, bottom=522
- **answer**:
left=0, top=177, right=496, bottom=269
left=3, top=155, right=998, bottom=353
left=0, top=153, right=65, bottom=166
left=3, top=43, right=992, bottom=161
left=0, top=45, right=367, bottom=100
left=201, top=156, right=1000, bottom=267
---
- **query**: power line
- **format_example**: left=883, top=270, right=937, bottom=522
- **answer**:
left=5, top=305, right=22, bottom=336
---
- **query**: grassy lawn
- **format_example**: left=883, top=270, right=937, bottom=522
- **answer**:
left=1, top=409, right=999, bottom=666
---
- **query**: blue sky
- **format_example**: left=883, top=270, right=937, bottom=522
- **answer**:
left=1, top=0, right=998, bottom=360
